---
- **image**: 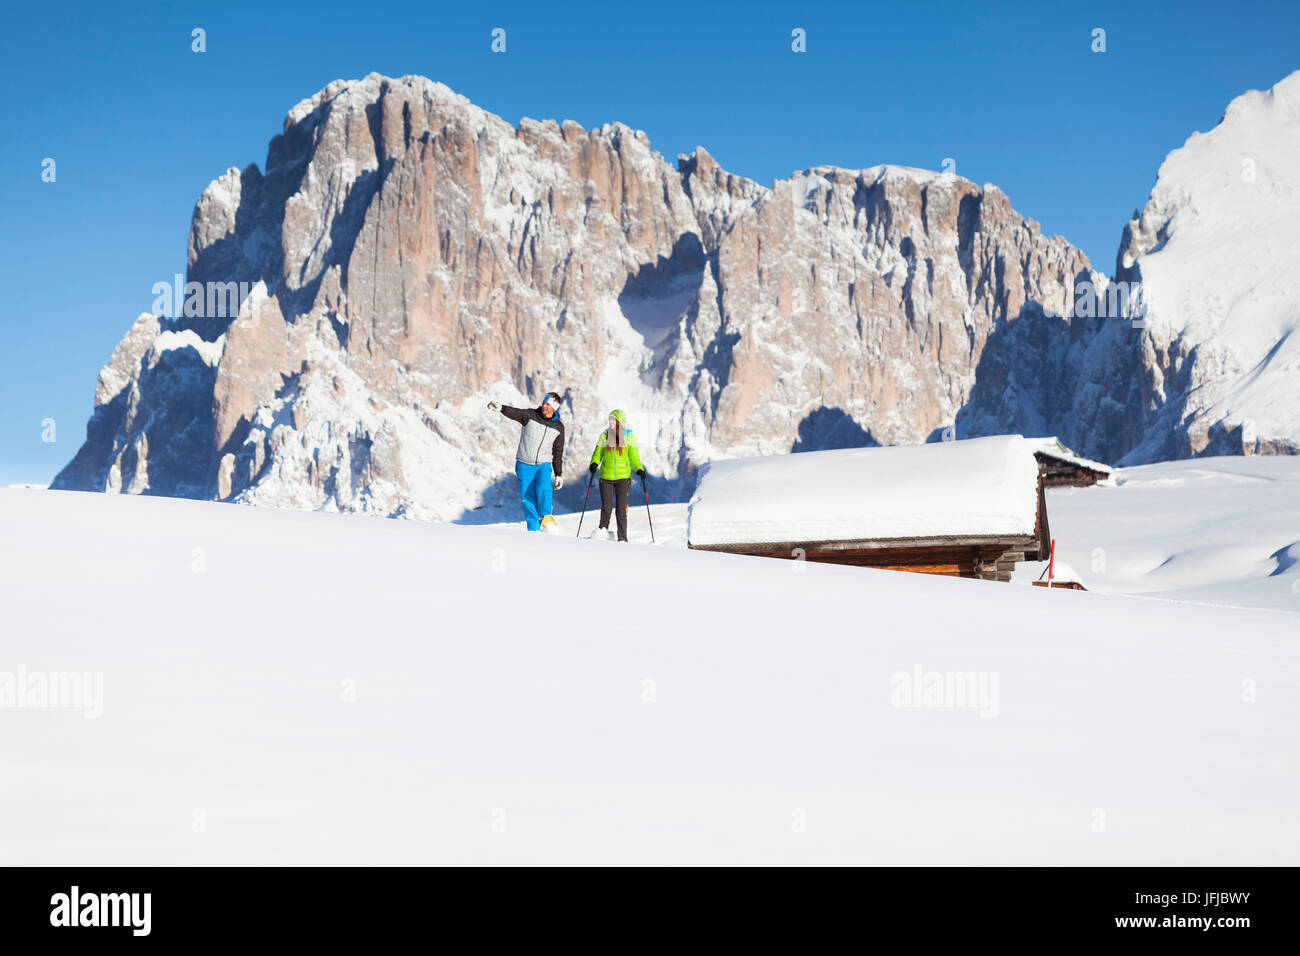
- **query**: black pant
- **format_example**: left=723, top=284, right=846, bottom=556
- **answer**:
left=598, top=478, right=631, bottom=541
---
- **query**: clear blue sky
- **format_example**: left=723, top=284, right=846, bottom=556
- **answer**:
left=1, top=0, right=1296, bottom=484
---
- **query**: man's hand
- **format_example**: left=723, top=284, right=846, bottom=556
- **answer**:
left=636, top=469, right=646, bottom=480
left=553, top=475, right=564, bottom=491
left=487, top=401, right=501, bottom=412
left=588, top=463, right=598, bottom=475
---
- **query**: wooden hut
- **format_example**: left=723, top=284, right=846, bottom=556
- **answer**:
left=687, top=435, right=1050, bottom=582
left=1027, top=437, right=1114, bottom=487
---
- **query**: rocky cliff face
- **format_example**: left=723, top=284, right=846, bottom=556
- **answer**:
left=53, top=71, right=1298, bottom=519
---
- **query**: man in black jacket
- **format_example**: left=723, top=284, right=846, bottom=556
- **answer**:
left=488, top=391, right=565, bottom=531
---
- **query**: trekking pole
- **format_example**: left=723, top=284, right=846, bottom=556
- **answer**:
left=640, top=475, right=655, bottom=544
left=575, top=472, right=595, bottom=538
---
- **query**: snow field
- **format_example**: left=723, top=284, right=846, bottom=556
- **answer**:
left=1, top=483, right=1296, bottom=865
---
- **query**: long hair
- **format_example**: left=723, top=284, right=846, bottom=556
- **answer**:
left=605, top=417, right=626, bottom=456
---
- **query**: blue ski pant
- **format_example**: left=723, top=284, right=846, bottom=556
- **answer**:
left=515, top=460, right=553, bottom=531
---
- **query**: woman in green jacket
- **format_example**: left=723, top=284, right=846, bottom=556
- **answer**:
left=588, top=409, right=645, bottom=542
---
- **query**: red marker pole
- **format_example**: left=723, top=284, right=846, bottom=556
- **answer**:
left=1047, top=538, right=1056, bottom=587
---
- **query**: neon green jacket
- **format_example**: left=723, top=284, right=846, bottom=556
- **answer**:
left=590, top=409, right=643, bottom=480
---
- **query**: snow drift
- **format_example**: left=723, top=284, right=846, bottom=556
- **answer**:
left=1, top=486, right=1296, bottom=865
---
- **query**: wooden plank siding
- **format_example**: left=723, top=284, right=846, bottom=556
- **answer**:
left=1034, top=453, right=1111, bottom=488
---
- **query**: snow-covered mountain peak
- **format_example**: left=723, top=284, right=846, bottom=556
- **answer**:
left=1219, top=69, right=1300, bottom=126
left=53, top=71, right=1300, bottom=515
left=1114, top=69, right=1300, bottom=458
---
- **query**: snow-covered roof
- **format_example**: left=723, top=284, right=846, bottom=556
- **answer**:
left=687, top=435, right=1042, bottom=548
left=1025, top=437, right=1113, bottom=475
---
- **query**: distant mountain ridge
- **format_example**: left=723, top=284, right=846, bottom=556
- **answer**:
left=53, top=71, right=1300, bottom=518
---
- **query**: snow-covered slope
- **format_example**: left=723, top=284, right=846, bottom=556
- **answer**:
left=1, top=487, right=1295, bottom=865
left=1115, top=71, right=1300, bottom=462
left=1039, top=455, right=1300, bottom=611
left=958, top=71, right=1300, bottom=465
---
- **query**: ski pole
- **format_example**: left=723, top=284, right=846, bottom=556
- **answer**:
left=641, top=474, right=655, bottom=544
left=575, top=472, right=595, bottom=538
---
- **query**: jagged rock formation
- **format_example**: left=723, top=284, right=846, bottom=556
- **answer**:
left=53, top=71, right=1299, bottom=518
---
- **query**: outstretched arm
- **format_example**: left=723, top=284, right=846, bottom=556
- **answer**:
left=496, top=404, right=528, bottom=424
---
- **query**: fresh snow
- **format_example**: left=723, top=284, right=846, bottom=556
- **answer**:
left=805, top=163, right=966, bottom=189
left=500, top=456, right=1300, bottom=612
left=687, top=436, right=1041, bottom=547
left=481, top=500, right=689, bottom=547
left=1127, top=70, right=1300, bottom=452
left=1039, top=455, right=1300, bottom=612
left=149, top=328, right=225, bottom=367
left=1, top=485, right=1295, bottom=865
left=1012, top=559, right=1084, bottom=588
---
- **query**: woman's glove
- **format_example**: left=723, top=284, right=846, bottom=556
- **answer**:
left=588, top=463, right=598, bottom=475
left=553, top=475, right=564, bottom=490
left=487, top=401, right=501, bottom=411
left=636, top=469, right=646, bottom=480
